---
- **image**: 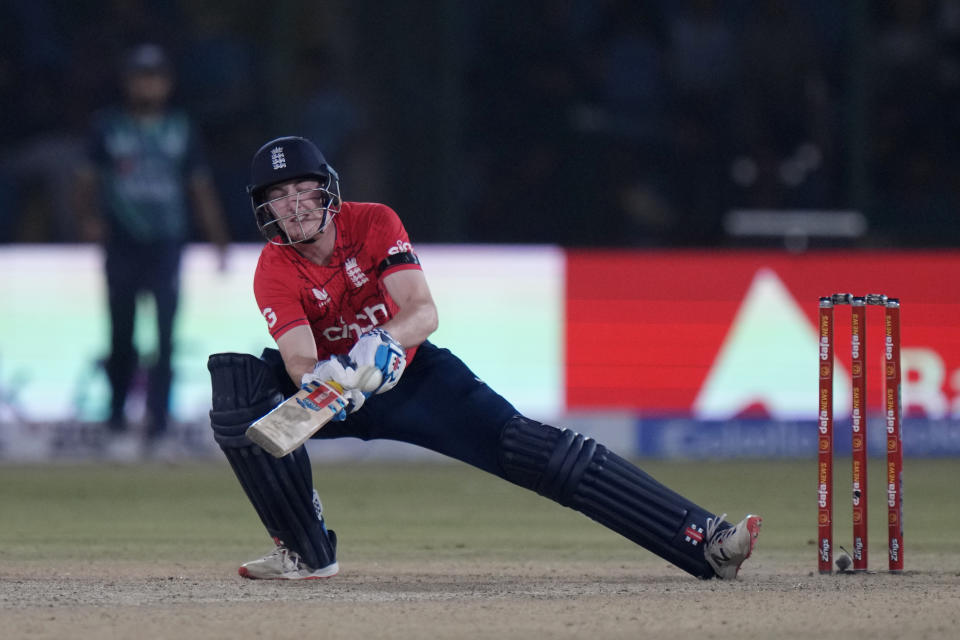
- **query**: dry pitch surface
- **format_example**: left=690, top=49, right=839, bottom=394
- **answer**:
left=1, top=460, right=957, bottom=639
left=3, top=557, right=958, bottom=640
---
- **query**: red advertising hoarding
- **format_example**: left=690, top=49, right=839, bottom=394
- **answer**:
left=565, top=250, right=960, bottom=419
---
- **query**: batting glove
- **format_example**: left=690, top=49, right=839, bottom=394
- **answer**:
left=301, top=355, right=368, bottom=418
left=348, top=328, right=407, bottom=394
left=337, top=387, right=368, bottom=417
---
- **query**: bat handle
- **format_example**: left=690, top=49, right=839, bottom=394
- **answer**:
left=326, top=380, right=344, bottom=393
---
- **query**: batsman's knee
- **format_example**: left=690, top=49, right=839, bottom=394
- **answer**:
left=208, top=349, right=293, bottom=446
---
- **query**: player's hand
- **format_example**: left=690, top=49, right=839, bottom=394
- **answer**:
left=339, top=387, right=367, bottom=416
left=302, top=354, right=359, bottom=389
left=315, top=386, right=365, bottom=422
left=301, top=355, right=368, bottom=419
left=348, top=328, right=407, bottom=394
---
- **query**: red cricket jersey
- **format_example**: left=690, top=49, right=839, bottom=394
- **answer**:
left=254, top=201, right=422, bottom=361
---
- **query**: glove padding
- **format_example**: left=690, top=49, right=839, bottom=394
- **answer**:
left=301, top=355, right=368, bottom=419
left=335, top=387, right=367, bottom=419
left=348, top=328, right=407, bottom=394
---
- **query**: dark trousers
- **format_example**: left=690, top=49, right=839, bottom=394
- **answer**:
left=104, top=243, right=182, bottom=436
left=314, top=341, right=519, bottom=476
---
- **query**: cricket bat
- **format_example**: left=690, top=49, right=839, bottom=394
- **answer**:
left=246, top=380, right=346, bottom=457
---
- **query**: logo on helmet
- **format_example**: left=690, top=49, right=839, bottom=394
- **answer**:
left=270, top=147, right=286, bottom=170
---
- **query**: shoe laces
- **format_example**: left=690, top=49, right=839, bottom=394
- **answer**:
left=705, top=513, right=730, bottom=546
left=264, top=545, right=284, bottom=558
left=269, top=545, right=305, bottom=571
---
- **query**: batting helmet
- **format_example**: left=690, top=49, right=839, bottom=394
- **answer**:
left=248, top=136, right=341, bottom=245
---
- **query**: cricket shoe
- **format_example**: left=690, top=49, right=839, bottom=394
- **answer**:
left=704, top=513, right=762, bottom=580
left=239, top=540, right=339, bottom=580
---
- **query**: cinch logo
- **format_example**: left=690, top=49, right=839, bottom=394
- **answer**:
left=271, top=146, right=286, bottom=170
left=322, top=304, right=390, bottom=342
left=387, top=239, right=414, bottom=255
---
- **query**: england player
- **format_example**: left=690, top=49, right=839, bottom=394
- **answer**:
left=208, top=136, right=761, bottom=580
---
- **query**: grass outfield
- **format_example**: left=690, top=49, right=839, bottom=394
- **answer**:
left=1, top=457, right=957, bottom=569
left=2, top=458, right=959, bottom=640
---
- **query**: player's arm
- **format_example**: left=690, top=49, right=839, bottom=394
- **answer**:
left=332, top=268, right=437, bottom=396
left=74, top=164, right=104, bottom=243
left=188, top=171, right=230, bottom=267
left=378, top=268, right=439, bottom=349
left=275, top=325, right=323, bottom=386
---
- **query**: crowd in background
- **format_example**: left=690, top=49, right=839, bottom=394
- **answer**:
left=2, top=0, right=960, bottom=248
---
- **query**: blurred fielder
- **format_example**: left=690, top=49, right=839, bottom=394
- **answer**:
left=77, top=43, right=229, bottom=453
left=208, top=136, right=761, bottom=580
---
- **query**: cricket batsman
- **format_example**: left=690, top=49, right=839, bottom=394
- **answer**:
left=208, top=136, right=761, bottom=580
